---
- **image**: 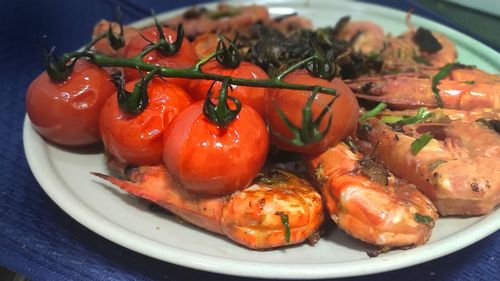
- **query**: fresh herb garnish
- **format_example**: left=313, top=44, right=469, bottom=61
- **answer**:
left=427, top=159, right=446, bottom=171
left=279, top=213, right=291, bottom=243
left=414, top=213, right=433, bottom=224
left=399, top=108, right=432, bottom=125
left=380, top=115, right=404, bottom=124
left=411, top=133, right=433, bottom=155
left=359, top=103, right=387, bottom=123
left=432, top=63, right=457, bottom=108
left=463, top=80, right=475, bottom=85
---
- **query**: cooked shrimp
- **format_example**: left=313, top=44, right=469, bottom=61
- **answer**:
left=307, top=142, right=437, bottom=247
left=381, top=12, right=456, bottom=71
left=337, top=21, right=385, bottom=55
left=92, top=166, right=324, bottom=249
left=357, top=116, right=500, bottom=215
left=164, top=4, right=269, bottom=39
left=92, top=20, right=139, bottom=57
left=347, top=67, right=500, bottom=110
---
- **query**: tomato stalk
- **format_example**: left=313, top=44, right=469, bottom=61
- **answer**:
left=215, top=34, right=241, bottom=69
left=49, top=23, right=340, bottom=142
left=112, top=68, right=160, bottom=114
left=203, top=78, right=242, bottom=126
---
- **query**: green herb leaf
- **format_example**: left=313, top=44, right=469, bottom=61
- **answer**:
left=279, top=213, right=291, bottom=244
left=411, top=133, right=433, bottom=155
left=432, top=63, right=457, bottom=108
left=414, top=213, right=433, bottom=224
left=359, top=103, right=387, bottom=124
left=380, top=115, right=404, bottom=124
left=463, top=80, right=475, bottom=85
left=399, top=108, right=432, bottom=125
left=427, top=159, right=446, bottom=171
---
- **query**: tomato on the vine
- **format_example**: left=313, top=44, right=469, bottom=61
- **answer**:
left=123, top=26, right=197, bottom=89
left=266, top=70, right=359, bottom=154
left=26, top=59, right=115, bottom=146
left=189, top=60, right=269, bottom=119
left=99, top=77, right=192, bottom=166
left=163, top=101, right=269, bottom=195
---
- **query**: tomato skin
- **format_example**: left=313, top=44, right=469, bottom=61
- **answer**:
left=163, top=101, right=269, bottom=195
left=189, top=60, right=269, bottom=119
left=26, top=60, right=115, bottom=146
left=266, top=70, right=359, bottom=154
left=99, top=77, right=192, bottom=166
left=124, top=26, right=197, bottom=89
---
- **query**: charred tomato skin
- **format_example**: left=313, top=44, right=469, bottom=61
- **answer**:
left=267, top=70, right=359, bottom=154
left=188, top=60, right=269, bottom=119
left=99, top=77, right=192, bottom=166
left=26, top=60, right=115, bottom=146
left=123, top=26, right=197, bottom=89
left=163, top=101, right=269, bottom=195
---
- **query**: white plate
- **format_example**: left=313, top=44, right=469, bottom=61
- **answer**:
left=23, top=0, right=500, bottom=279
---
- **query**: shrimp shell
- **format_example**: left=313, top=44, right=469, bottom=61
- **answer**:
left=307, top=142, right=437, bottom=247
left=93, top=166, right=324, bottom=249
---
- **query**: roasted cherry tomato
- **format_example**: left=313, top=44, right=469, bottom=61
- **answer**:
left=123, top=26, right=197, bottom=89
left=163, top=101, right=269, bottom=195
left=99, top=77, right=192, bottom=165
left=189, top=60, right=269, bottom=118
left=266, top=70, right=359, bottom=154
left=26, top=59, right=115, bottom=146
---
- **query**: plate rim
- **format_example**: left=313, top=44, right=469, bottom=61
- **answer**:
left=23, top=0, right=500, bottom=279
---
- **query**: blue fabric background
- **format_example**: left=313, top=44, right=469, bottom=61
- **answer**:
left=0, top=0, right=498, bottom=280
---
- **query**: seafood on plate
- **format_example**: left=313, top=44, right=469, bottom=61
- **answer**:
left=93, top=166, right=324, bottom=249
left=347, top=66, right=500, bottom=110
left=307, top=142, right=438, bottom=247
left=356, top=109, right=500, bottom=215
left=26, top=1, right=500, bottom=253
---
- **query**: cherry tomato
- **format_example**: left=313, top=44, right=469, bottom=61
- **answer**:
left=26, top=60, right=115, bottom=146
left=123, top=26, right=197, bottom=89
left=266, top=70, right=359, bottom=154
left=189, top=60, right=269, bottom=119
left=163, top=101, right=269, bottom=195
left=99, top=77, right=192, bottom=165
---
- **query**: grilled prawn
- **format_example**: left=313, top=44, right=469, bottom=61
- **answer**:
left=357, top=112, right=500, bottom=216
left=307, top=142, right=437, bottom=247
left=93, top=166, right=324, bottom=249
left=348, top=67, right=500, bottom=110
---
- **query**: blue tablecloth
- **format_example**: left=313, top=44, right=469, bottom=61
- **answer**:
left=0, top=1, right=498, bottom=280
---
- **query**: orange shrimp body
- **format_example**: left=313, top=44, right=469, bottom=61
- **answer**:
left=348, top=67, right=500, bottom=110
left=308, top=143, right=437, bottom=247
left=357, top=115, right=500, bottom=216
left=93, top=166, right=324, bottom=249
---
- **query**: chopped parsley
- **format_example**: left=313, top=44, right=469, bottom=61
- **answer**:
left=414, top=213, right=433, bottom=224
left=279, top=213, right=291, bottom=243
left=411, top=133, right=433, bottom=155
left=432, top=63, right=457, bottom=108
left=359, top=102, right=387, bottom=124
left=427, top=159, right=447, bottom=171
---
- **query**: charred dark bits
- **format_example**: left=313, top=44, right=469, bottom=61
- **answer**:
left=413, top=27, right=442, bottom=53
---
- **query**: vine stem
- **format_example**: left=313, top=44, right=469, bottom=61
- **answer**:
left=65, top=52, right=338, bottom=96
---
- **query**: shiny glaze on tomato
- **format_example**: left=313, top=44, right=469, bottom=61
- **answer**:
left=26, top=60, right=115, bottom=146
left=267, top=70, right=359, bottom=154
left=100, top=77, right=192, bottom=165
left=163, top=101, right=269, bottom=195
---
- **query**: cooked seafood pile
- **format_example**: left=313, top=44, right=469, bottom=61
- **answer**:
left=27, top=3, right=499, bottom=253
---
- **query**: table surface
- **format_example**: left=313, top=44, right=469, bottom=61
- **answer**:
left=0, top=1, right=498, bottom=281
